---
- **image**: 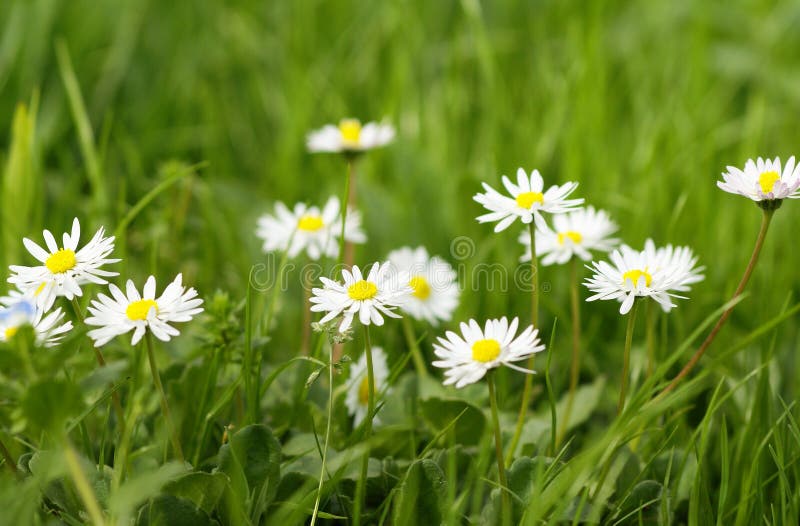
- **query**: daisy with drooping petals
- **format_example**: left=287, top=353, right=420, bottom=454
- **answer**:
left=85, top=274, right=204, bottom=347
left=584, top=240, right=703, bottom=315
left=310, top=263, right=411, bottom=333
left=387, top=246, right=460, bottom=325
left=0, top=297, right=73, bottom=347
left=474, top=168, right=583, bottom=232
left=307, top=119, right=395, bottom=154
left=345, top=347, right=390, bottom=425
left=519, top=206, right=619, bottom=265
left=8, top=218, right=120, bottom=312
left=431, top=317, right=545, bottom=388
left=256, top=196, right=365, bottom=261
left=717, top=156, right=800, bottom=204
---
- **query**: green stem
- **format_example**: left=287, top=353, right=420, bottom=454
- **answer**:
left=661, top=207, right=774, bottom=396
left=402, top=317, right=429, bottom=378
left=338, top=159, right=353, bottom=272
left=488, top=371, right=511, bottom=526
left=353, top=325, right=375, bottom=526
left=145, top=332, right=184, bottom=462
left=506, top=222, right=538, bottom=464
left=617, top=301, right=639, bottom=415
left=645, top=300, right=656, bottom=379
left=64, top=441, right=106, bottom=526
left=559, top=257, right=581, bottom=444
left=310, top=344, right=335, bottom=526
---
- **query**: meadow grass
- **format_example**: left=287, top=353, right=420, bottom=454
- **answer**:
left=1, top=0, right=800, bottom=524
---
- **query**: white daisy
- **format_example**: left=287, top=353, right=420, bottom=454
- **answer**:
left=8, top=218, right=120, bottom=312
left=519, top=206, right=619, bottom=265
left=309, top=262, right=411, bottom=333
left=345, top=346, right=390, bottom=426
left=306, top=119, right=395, bottom=153
left=584, top=240, right=703, bottom=315
left=386, top=246, right=460, bottom=325
left=0, top=297, right=73, bottom=347
left=84, top=274, right=204, bottom=347
left=431, top=317, right=545, bottom=388
left=474, top=167, right=583, bottom=233
left=256, top=196, right=366, bottom=261
left=717, top=156, right=800, bottom=202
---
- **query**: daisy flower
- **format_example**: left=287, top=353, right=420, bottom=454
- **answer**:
left=431, top=317, right=545, bottom=388
left=306, top=119, right=395, bottom=153
left=85, top=274, right=204, bottom=347
left=309, top=262, right=411, bottom=333
left=584, top=240, right=703, bottom=315
left=519, top=206, right=619, bottom=265
left=474, top=168, right=584, bottom=232
left=256, top=197, right=366, bottom=260
left=717, top=156, right=800, bottom=203
left=8, top=218, right=120, bottom=312
left=0, top=297, right=73, bottom=347
left=387, top=246, right=460, bottom=325
left=345, top=346, right=390, bottom=425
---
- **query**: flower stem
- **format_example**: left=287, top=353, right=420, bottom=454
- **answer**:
left=661, top=208, right=775, bottom=396
left=559, top=257, right=582, bottom=444
left=144, top=332, right=184, bottom=462
left=310, top=344, right=335, bottom=526
left=645, top=300, right=656, bottom=379
left=488, top=371, right=511, bottom=526
left=301, top=265, right=313, bottom=356
left=64, top=441, right=106, bottom=526
left=402, top=317, right=429, bottom=379
left=506, top=222, right=538, bottom=464
left=618, top=301, right=639, bottom=415
left=332, top=159, right=354, bottom=363
left=353, top=325, right=375, bottom=526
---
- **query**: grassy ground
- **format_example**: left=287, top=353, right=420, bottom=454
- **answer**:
left=2, top=0, right=800, bottom=524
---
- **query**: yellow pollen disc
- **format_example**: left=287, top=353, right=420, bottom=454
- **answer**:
left=339, top=119, right=362, bottom=143
left=4, top=327, right=18, bottom=340
left=557, top=231, right=583, bottom=245
left=126, top=299, right=159, bottom=321
left=358, top=376, right=371, bottom=405
left=347, top=280, right=378, bottom=301
left=34, top=282, right=46, bottom=296
left=622, top=269, right=653, bottom=288
left=297, top=214, right=324, bottom=231
left=515, top=191, right=544, bottom=209
left=759, top=171, right=780, bottom=194
left=45, top=249, right=77, bottom=274
left=409, top=276, right=431, bottom=300
left=472, top=338, right=501, bottom=363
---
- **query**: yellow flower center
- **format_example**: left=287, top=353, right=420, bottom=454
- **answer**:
left=471, top=338, right=501, bottom=363
left=358, top=376, right=371, bottom=405
left=409, top=276, right=431, bottom=300
left=622, top=269, right=652, bottom=288
left=4, top=327, right=18, bottom=340
left=347, top=280, right=378, bottom=301
left=297, top=214, right=324, bottom=231
left=759, top=171, right=780, bottom=194
left=339, top=119, right=362, bottom=144
left=515, top=191, right=544, bottom=209
left=557, top=231, right=583, bottom=245
left=126, top=299, right=159, bottom=321
left=45, top=249, right=77, bottom=274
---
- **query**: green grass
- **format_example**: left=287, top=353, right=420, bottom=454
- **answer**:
left=2, top=0, right=800, bottom=523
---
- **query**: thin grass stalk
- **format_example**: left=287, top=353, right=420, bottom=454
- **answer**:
left=353, top=325, right=375, bottom=526
left=144, top=332, right=184, bottom=462
left=488, top=371, right=511, bottom=526
left=618, top=301, right=639, bottom=415
left=309, top=343, right=335, bottom=526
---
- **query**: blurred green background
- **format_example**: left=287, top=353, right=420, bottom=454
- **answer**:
left=1, top=0, right=799, bottom=381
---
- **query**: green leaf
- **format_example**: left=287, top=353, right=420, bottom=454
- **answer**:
left=617, top=480, right=667, bottom=525
left=109, top=462, right=187, bottom=524
left=21, top=378, right=84, bottom=435
left=419, top=398, right=486, bottom=446
left=392, top=459, right=447, bottom=526
left=135, top=494, right=219, bottom=526
left=162, top=472, right=229, bottom=515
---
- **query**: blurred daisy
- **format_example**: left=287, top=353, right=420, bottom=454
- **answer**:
left=519, top=206, right=619, bottom=265
left=8, top=218, right=119, bottom=312
left=717, top=156, right=800, bottom=202
left=584, top=240, right=703, bottom=315
left=387, top=246, right=460, bottom=325
left=307, top=119, right=395, bottom=153
left=345, top=346, right=390, bottom=425
left=310, top=262, right=411, bottom=333
left=85, top=274, right=204, bottom=347
left=0, top=297, right=72, bottom=347
left=432, top=317, right=544, bottom=388
left=256, top=197, right=365, bottom=260
left=474, top=168, right=583, bottom=232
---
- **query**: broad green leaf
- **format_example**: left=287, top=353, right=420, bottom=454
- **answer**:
left=135, top=494, right=218, bottom=526
left=162, top=471, right=229, bottom=515
left=21, top=378, right=84, bottom=435
left=109, top=462, right=187, bottom=524
left=419, top=398, right=486, bottom=446
left=392, top=459, right=447, bottom=526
